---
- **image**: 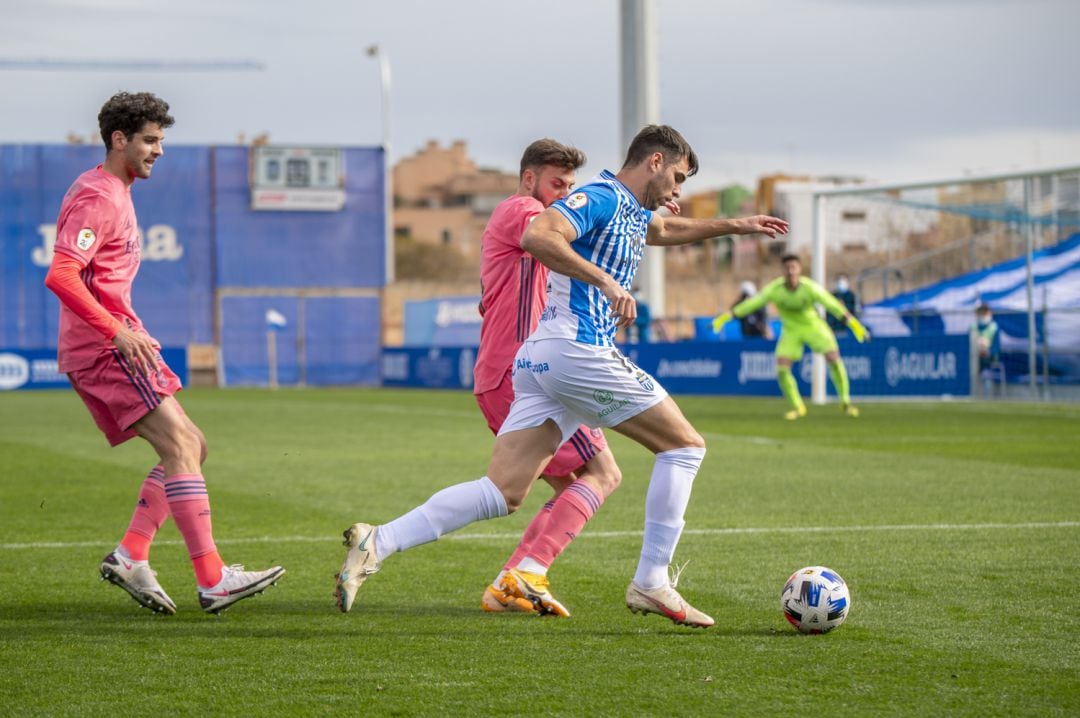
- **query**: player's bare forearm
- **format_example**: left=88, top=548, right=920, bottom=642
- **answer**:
left=647, top=214, right=790, bottom=246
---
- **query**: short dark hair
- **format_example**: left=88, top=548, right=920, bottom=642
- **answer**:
left=622, top=124, right=698, bottom=177
left=781, top=253, right=802, bottom=264
left=98, top=92, right=175, bottom=151
left=519, top=139, right=586, bottom=178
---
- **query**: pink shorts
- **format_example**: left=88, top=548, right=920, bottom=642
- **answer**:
left=68, top=348, right=183, bottom=446
left=475, top=368, right=607, bottom=479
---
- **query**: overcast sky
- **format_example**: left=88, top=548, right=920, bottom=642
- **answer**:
left=3, top=0, right=1079, bottom=190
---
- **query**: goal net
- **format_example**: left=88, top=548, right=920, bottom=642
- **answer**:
left=804, top=166, right=1080, bottom=400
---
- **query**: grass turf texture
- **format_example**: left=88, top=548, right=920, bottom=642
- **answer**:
left=1, top=388, right=1077, bottom=717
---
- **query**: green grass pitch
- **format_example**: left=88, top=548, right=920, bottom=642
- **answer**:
left=1, top=388, right=1078, bottom=716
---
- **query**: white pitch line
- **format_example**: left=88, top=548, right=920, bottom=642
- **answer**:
left=1, top=521, right=1075, bottom=551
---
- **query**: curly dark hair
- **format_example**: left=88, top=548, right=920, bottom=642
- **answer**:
left=519, top=139, right=587, bottom=178
left=622, top=124, right=698, bottom=177
left=98, top=92, right=175, bottom=150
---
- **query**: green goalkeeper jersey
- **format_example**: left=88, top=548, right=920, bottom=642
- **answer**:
left=732, top=277, right=847, bottom=330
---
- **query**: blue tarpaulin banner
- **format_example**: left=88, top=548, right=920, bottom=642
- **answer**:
left=1, top=145, right=214, bottom=348
left=2, top=144, right=386, bottom=387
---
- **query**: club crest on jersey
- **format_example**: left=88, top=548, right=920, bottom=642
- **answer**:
left=635, top=369, right=655, bottom=392
left=76, top=228, right=96, bottom=250
left=566, top=192, right=588, bottom=210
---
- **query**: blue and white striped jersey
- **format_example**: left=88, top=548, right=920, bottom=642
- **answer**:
left=530, top=170, right=653, bottom=347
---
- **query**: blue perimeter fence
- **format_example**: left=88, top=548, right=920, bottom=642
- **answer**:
left=1, top=143, right=386, bottom=388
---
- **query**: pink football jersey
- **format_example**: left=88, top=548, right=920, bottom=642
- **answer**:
left=473, top=194, right=547, bottom=394
left=53, top=166, right=146, bottom=372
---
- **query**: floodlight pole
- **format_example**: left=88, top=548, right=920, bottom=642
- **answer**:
left=619, top=0, right=664, bottom=318
left=368, top=45, right=394, bottom=284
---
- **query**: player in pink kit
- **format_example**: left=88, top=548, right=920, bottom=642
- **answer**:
left=473, top=140, right=621, bottom=615
left=44, top=91, right=283, bottom=615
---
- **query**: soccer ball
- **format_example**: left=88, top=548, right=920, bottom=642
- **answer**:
left=780, top=566, right=850, bottom=634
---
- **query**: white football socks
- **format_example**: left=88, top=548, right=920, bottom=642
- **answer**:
left=633, top=446, right=706, bottom=589
left=375, top=476, right=508, bottom=561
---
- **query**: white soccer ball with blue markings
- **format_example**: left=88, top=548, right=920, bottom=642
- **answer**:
left=780, top=566, right=850, bottom=634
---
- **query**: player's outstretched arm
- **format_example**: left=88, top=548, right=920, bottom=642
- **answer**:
left=846, top=315, right=871, bottom=343
left=647, top=214, right=789, bottom=246
left=522, top=209, right=636, bottom=328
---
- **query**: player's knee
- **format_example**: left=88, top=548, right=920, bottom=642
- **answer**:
left=591, top=464, right=622, bottom=498
left=683, top=430, right=706, bottom=451
left=195, top=430, right=208, bottom=464
left=501, top=488, right=526, bottom=514
left=163, top=425, right=203, bottom=465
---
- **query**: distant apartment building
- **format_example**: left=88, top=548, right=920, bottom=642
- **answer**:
left=393, top=139, right=518, bottom=261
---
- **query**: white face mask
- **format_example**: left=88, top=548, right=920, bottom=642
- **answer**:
left=836, top=278, right=849, bottom=292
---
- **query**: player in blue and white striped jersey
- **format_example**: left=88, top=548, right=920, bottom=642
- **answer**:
left=528, top=169, right=654, bottom=347
left=336, top=125, right=787, bottom=628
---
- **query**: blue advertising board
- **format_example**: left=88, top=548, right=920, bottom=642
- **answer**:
left=381, top=335, right=970, bottom=397
left=382, top=346, right=477, bottom=390
left=403, top=296, right=482, bottom=347
left=628, top=334, right=970, bottom=397
left=0, top=347, right=187, bottom=391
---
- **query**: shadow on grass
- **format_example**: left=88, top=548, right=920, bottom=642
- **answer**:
left=3, top=596, right=798, bottom=642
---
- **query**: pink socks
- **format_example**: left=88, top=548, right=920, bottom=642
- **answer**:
left=501, top=500, right=555, bottom=571
left=521, top=480, right=603, bottom=570
left=164, top=473, right=225, bottom=587
left=119, top=466, right=168, bottom=561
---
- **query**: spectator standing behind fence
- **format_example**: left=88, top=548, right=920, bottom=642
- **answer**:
left=827, top=274, right=859, bottom=334
left=733, top=281, right=773, bottom=340
left=972, top=303, right=1001, bottom=394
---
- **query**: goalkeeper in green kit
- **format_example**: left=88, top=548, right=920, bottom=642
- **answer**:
left=712, top=254, right=870, bottom=420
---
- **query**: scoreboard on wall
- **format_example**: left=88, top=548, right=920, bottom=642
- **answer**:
left=250, top=146, right=346, bottom=211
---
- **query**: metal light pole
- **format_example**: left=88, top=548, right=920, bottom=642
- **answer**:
left=619, top=0, right=664, bottom=318
left=367, top=45, right=394, bottom=283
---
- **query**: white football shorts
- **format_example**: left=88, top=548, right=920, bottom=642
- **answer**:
left=498, top=338, right=668, bottom=444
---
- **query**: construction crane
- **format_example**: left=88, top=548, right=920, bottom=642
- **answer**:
left=0, top=58, right=265, bottom=71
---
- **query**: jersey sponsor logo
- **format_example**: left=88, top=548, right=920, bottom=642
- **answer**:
left=566, top=192, right=588, bottom=209
left=598, top=397, right=632, bottom=418
left=593, top=389, right=613, bottom=405
left=514, top=358, right=550, bottom=375
left=76, top=228, right=96, bottom=250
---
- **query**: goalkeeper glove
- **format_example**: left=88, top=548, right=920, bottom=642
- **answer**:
left=847, top=316, right=870, bottom=343
left=711, top=312, right=732, bottom=334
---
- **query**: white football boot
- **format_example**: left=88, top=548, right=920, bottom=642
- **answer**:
left=198, top=564, right=285, bottom=614
left=100, top=549, right=177, bottom=615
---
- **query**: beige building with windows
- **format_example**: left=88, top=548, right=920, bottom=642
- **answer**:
left=393, top=139, right=518, bottom=262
